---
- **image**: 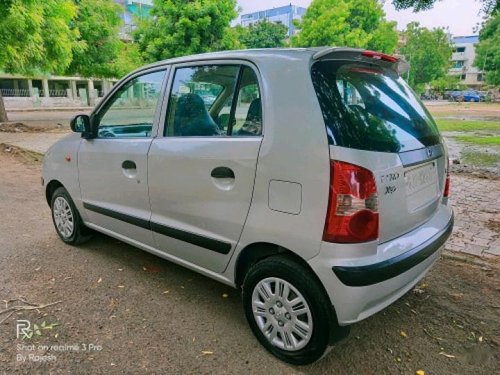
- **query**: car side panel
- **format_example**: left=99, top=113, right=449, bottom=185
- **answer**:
left=222, top=56, right=331, bottom=280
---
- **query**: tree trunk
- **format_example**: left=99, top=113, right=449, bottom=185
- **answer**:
left=0, top=90, right=8, bottom=123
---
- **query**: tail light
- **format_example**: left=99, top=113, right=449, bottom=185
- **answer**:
left=443, top=158, right=451, bottom=197
left=323, top=161, right=379, bottom=243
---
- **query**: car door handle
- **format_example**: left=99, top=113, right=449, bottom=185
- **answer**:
left=211, top=166, right=234, bottom=179
left=122, top=160, right=136, bottom=170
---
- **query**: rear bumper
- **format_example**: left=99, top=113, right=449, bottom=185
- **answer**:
left=308, top=205, right=453, bottom=325
left=332, top=214, right=453, bottom=287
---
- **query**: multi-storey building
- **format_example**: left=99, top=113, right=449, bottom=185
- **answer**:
left=240, top=4, right=307, bottom=36
left=448, top=35, right=484, bottom=88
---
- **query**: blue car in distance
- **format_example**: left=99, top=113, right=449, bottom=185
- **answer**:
left=463, top=90, right=481, bottom=102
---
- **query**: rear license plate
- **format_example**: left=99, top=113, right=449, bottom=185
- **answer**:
left=404, top=162, right=439, bottom=210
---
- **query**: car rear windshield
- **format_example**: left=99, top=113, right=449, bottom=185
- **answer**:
left=311, top=61, right=441, bottom=153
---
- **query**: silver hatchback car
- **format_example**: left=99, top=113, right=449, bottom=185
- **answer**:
left=43, top=48, right=453, bottom=365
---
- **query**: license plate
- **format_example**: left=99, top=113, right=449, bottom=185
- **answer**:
left=405, top=162, right=438, bottom=196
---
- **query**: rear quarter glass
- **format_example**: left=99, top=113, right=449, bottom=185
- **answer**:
left=311, top=60, right=441, bottom=153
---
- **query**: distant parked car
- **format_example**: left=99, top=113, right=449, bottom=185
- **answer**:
left=463, top=90, right=480, bottom=102
left=449, top=90, right=464, bottom=102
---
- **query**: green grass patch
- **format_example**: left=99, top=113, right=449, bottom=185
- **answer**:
left=455, top=135, right=500, bottom=146
left=436, top=119, right=500, bottom=132
left=461, top=151, right=500, bottom=167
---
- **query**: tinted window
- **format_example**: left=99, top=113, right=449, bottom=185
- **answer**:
left=97, top=70, right=166, bottom=138
left=166, top=65, right=239, bottom=137
left=232, top=67, right=262, bottom=136
left=311, top=61, right=440, bottom=153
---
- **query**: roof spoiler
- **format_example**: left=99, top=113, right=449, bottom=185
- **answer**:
left=313, top=47, right=410, bottom=75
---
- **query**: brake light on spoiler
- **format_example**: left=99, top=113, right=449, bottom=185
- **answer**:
left=362, top=50, right=399, bottom=63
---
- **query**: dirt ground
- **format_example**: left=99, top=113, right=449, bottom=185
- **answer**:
left=427, top=102, right=500, bottom=120
left=0, top=146, right=499, bottom=374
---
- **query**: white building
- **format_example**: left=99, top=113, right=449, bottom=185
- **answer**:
left=240, top=4, right=307, bottom=36
left=448, top=35, right=484, bottom=88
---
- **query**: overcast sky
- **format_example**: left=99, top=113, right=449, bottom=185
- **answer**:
left=236, top=0, right=483, bottom=36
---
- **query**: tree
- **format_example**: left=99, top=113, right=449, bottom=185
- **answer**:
left=399, top=22, right=453, bottom=92
left=292, top=0, right=398, bottom=54
left=0, top=0, right=79, bottom=122
left=66, top=0, right=125, bottom=78
left=391, top=0, right=499, bottom=16
left=236, top=20, right=288, bottom=49
left=475, top=13, right=500, bottom=85
left=430, top=75, right=466, bottom=95
left=134, top=0, right=238, bottom=63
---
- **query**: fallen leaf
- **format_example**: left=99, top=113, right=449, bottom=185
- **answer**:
left=439, top=352, right=456, bottom=358
left=222, top=293, right=229, bottom=298
left=202, top=351, right=213, bottom=355
left=400, top=331, right=408, bottom=338
left=416, top=370, right=425, bottom=375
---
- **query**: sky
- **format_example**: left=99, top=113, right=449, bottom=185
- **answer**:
left=236, top=0, right=484, bottom=36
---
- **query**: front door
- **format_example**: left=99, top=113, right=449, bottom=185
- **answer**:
left=78, top=69, right=167, bottom=246
left=148, top=63, right=263, bottom=273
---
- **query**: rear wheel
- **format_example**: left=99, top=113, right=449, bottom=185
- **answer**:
left=51, top=187, right=91, bottom=245
left=242, top=256, right=337, bottom=365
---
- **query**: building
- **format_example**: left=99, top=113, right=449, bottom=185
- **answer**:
left=0, top=1, right=152, bottom=109
left=114, top=0, right=153, bottom=41
left=240, top=4, right=307, bottom=36
left=449, top=35, right=484, bottom=88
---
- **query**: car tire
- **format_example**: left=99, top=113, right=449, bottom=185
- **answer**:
left=242, top=255, right=339, bottom=365
left=50, top=187, right=92, bottom=245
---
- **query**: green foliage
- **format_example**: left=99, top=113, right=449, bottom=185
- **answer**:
left=134, top=0, right=238, bottom=63
left=113, top=43, right=144, bottom=78
left=66, top=0, right=124, bottom=78
left=292, top=0, right=398, bottom=54
left=400, top=22, right=453, bottom=89
left=455, top=135, right=500, bottom=145
left=475, top=13, right=500, bottom=86
left=0, top=0, right=80, bottom=75
left=435, top=119, right=500, bottom=132
left=392, top=0, right=499, bottom=15
left=430, top=76, right=467, bottom=94
left=236, top=20, right=288, bottom=49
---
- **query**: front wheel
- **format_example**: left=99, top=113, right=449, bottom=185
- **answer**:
left=51, top=187, right=91, bottom=245
left=242, top=256, right=338, bottom=365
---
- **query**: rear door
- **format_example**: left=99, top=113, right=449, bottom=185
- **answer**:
left=148, top=62, right=263, bottom=273
left=311, top=59, right=446, bottom=243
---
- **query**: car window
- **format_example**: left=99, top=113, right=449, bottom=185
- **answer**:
left=165, top=65, right=239, bottom=137
left=231, top=67, right=262, bottom=136
left=97, top=70, right=166, bottom=138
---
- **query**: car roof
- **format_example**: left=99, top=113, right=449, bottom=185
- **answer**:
left=138, top=47, right=373, bottom=68
left=128, top=47, right=409, bottom=78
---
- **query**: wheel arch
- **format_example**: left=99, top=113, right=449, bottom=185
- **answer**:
left=45, top=180, right=64, bottom=207
left=235, top=241, right=350, bottom=344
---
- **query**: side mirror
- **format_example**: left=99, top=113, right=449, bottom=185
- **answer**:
left=70, top=114, right=94, bottom=139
